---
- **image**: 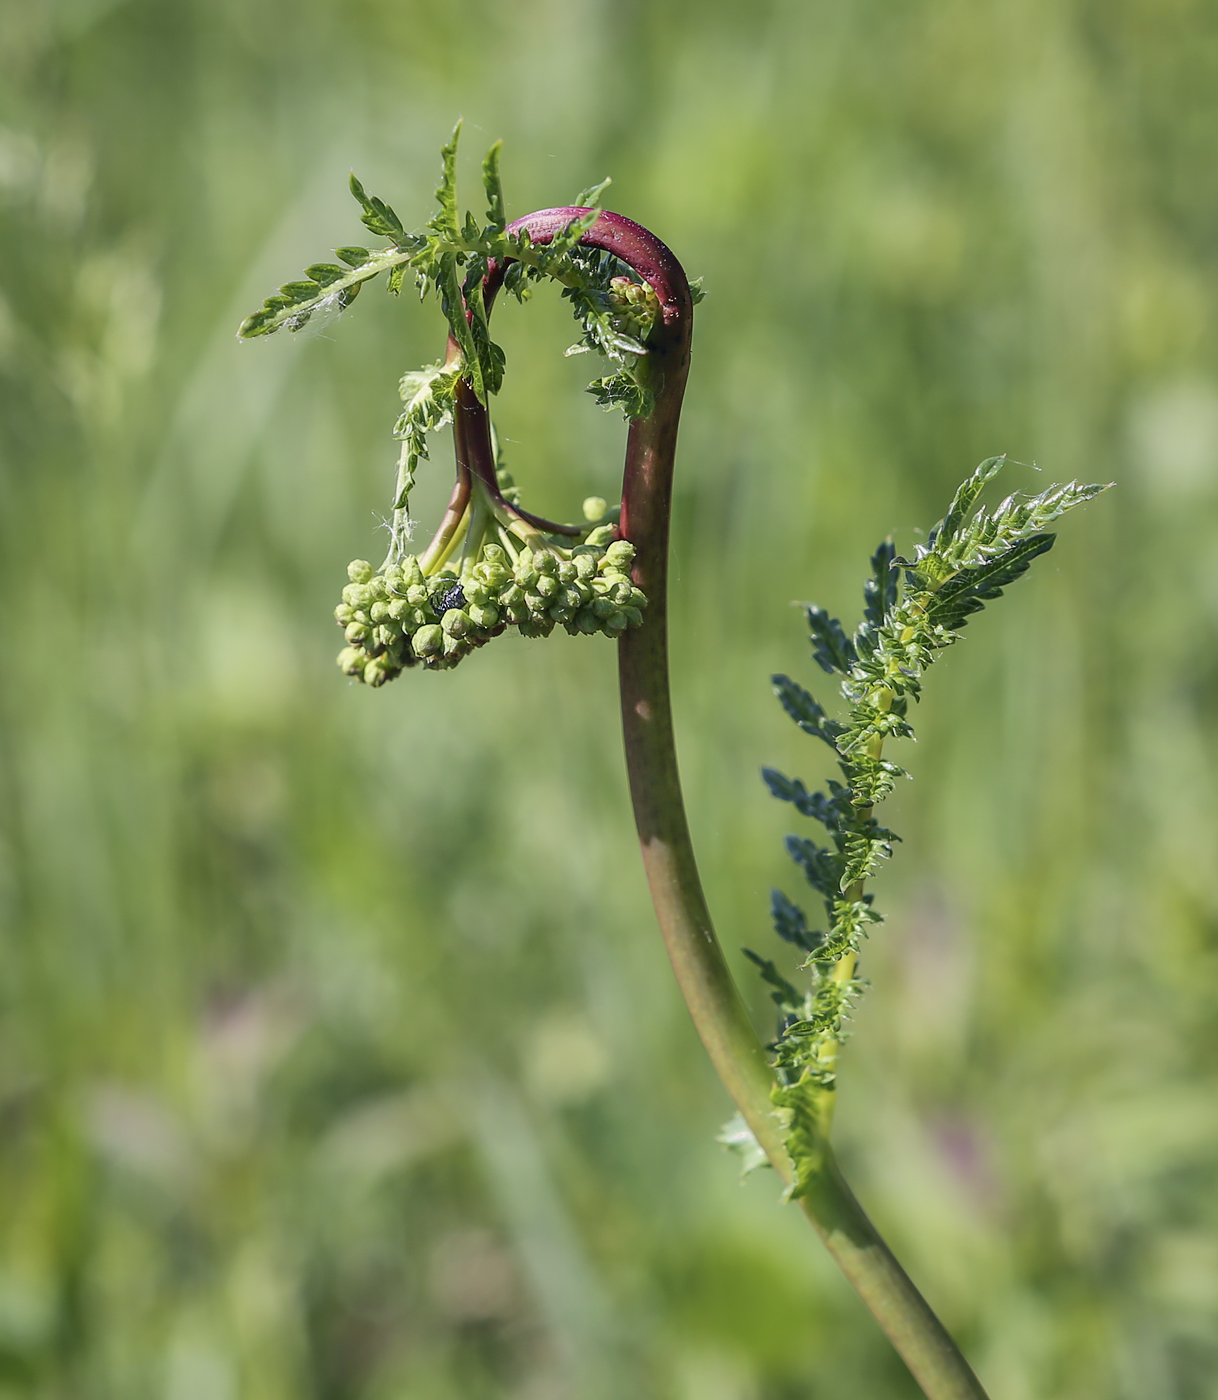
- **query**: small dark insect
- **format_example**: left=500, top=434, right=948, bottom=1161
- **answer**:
left=435, top=583, right=466, bottom=613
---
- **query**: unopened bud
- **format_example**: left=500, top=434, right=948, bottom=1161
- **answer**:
left=412, top=624, right=442, bottom=656
left=334, top=604, right=354, bottom=626
left=536, top=574, right=559, bottom=598
left=468, top=602, right=499, bottom=630
left=557, top=558, right=577, bottom=584
left=602, top=541, right=634, bottom=570
left=370, top=601, right=390, bottom=623
left=347, top=559, right=374, bottom=584
left=441, top=608, right=471, bottom=638
left=345, top=622, right=370, bottom=645
left=337, top=646, right=368, bottom=675
left=582, top=496, right=608, bottom=522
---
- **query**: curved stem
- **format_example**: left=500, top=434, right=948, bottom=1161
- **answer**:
left=475, top=207, right=989, bottom=1400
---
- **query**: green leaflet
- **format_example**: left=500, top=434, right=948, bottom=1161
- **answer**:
left=482, top=140, right=506, bottom=233
left=738, top=456, right=1112, bottom=1192
left=430, top=121, right=462, bottom=243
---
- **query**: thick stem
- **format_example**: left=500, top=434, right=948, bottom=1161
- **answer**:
left=477, top=207, right=989, bottom=1400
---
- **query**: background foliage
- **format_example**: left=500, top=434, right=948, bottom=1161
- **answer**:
left=1, top=1, right=1216, bottom=1396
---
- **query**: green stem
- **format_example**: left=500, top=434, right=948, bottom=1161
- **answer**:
left=482, top=208, right=990, bottom=1400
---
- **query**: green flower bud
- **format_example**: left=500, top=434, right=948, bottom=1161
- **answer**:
left=337, top=646, right=368, bottom=675
left=575, top=609, right=600, bottom=634
left=374, top=624, right=398, bottom=649
left=584, top=524, right=616, bottom=548
left=441, top=608, right=472, bottom=638
left=574, top=553, right=596, bottom=580
left=620, top=606, right=643, bottom=628
left=559, top=585, right=583, bottom=611
left=403, top=556, right=424, bottom=585
left=582, top=496, right=608, bottom=522
left=468, top=602, right=499, bottom=630
left=464, top=581, right=490, bottom=607
left=345, top=622, right=370, bottom=645
left=347, top=559, right=374, bottom=584
left=601, top=541, right=634, bottom=571
left=536, top=574, right=559, bottom=598
left=557, top=558, right=577, bottom=584
left=412, top=624, right=442, bottom=656
left=442, top=629, right=466, bottom=657
left=533, top=551, right=557, bottom=576
left=604, top=610, right=629, bottom=634
left=387, top=598, right=410, bottom=623
left=591, top=596, right=615, bottom=619
left=499, top=583, right=523, bottom=607
left=334, top=604, right=354, bottom=626
left=628, top=588, right=647, bottom=610
left=406, top=585, right=429, bottom=607
left=341, top=583, right=363, bottom=606
left=483, top=543, right=506, bottom=565
left=524, top=591, right=546, bottom=614
left=364, top=657, right=392, bottom=687
left=370, top=601, right=390, bottom=624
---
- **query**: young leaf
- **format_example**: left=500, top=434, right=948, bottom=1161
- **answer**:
left=785, top=835, right=843, bottom=901
left=742, top=949, right=803, bottom=1013
left=930, top=454, right=1007, bottom=549
left=430, top=121, right=462, bottom=243
left=862, top=537, right=897, bottom=627
left=928, top=533, right=1055, bottom=630
left=770, top=674, right=844, bottom=747
left=348, top=173, right=408, bottom=242
left=770, top=889, right=821, bottom=956
left=574, top=176, right=612, bottom=208
left=806, top=607, right=855, bottom=675
left=482, top=139, right=506, bottom=233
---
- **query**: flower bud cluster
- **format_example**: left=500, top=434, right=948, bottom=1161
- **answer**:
left=607, top=276, right=660, bottom=339
left=334, top=530, right=647, bottom=684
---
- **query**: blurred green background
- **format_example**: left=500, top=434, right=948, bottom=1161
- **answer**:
left=1, top=0, right=1216, bottom=1396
